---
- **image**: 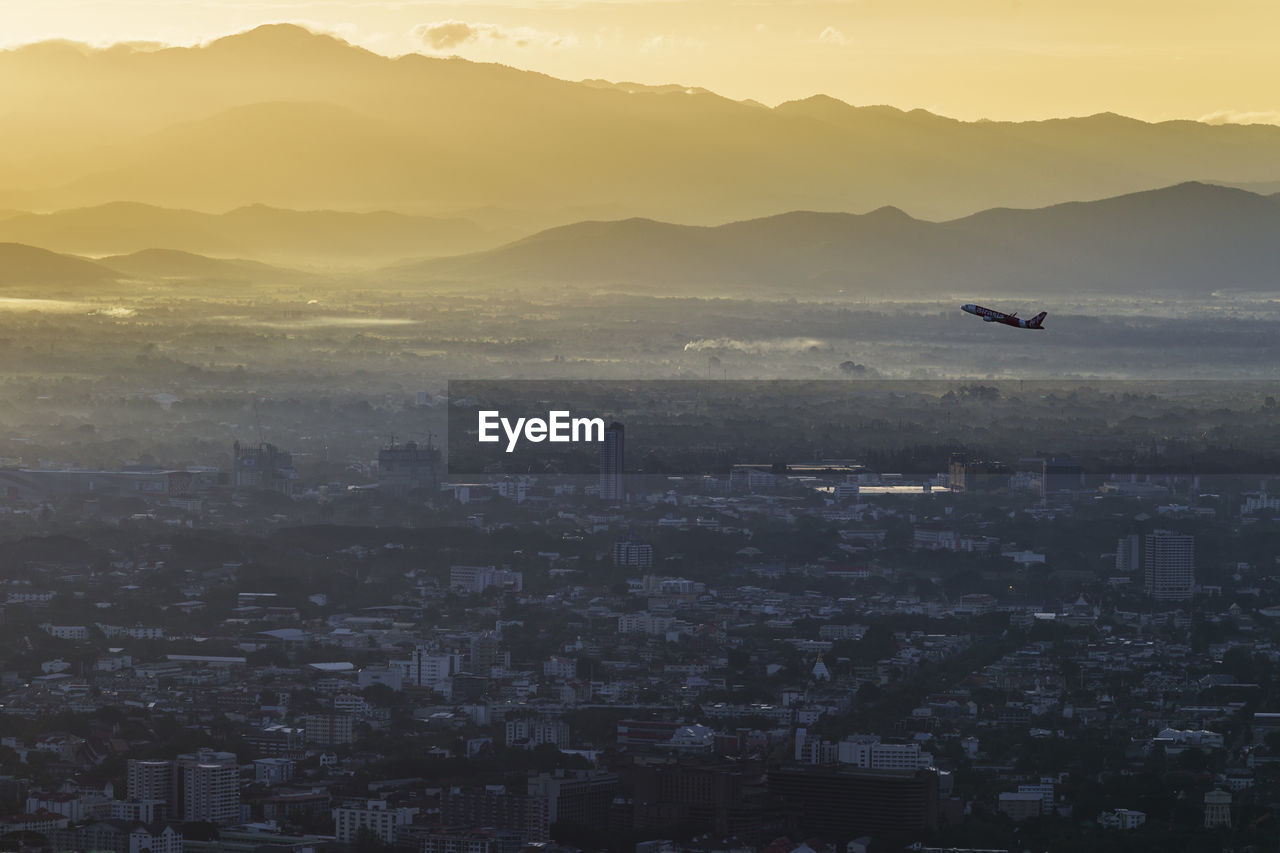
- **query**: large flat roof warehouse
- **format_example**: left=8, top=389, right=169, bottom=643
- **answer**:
left=165, top=655, right=247, bottom=665
left=306, top=662, right=356, bottom=672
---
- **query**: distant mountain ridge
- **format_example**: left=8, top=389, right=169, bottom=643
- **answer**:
left=0, top=244, right=301, bottom=288
left=1, top=183, right=1278, bottom=298
left=390, top=182, right=1280, bottom=297
left=98, top=249, right=305, bottom=281
left=0, top=243, right=117, bottom=287
left=0, top=202, right=502, bottom=264
left=2, top=25, right=1280, bottom=223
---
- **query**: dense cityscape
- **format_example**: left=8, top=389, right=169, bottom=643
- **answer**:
left=1, top=412, right=1279, bottom=853
left=5, top=5, right=1280, bottom=853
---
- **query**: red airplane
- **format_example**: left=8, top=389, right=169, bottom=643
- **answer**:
left=961, top=303, right=1046, bottom=330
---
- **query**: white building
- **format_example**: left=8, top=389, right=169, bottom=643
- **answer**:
left=126, top=759, right=173, bottom=804
left=1243, top=493, right=1280, bottom=515
left=543, top=656, right=577, bottom=680
left=334, top=693, right=371, bottom=718
left=40, top=624, right=89, bottom=641
left=332, top=800, right=418, bottom=844
left=449, top=565, right=523, bottom=593
left=25, top=793, right=91, bottom=822
left=1017, top=777, right=1056, bottom=812
left=794, top=728, right=839, bottom=764
left=837, top=736, right=933, bottom=770
left=182, top=761, right=239, bottom=825
left=617, top=612, right=675, bottom=635
left=98, top=624, right=166, bottom=641
left=506, top=719, right=570, bottom=749
left=1152, top=728, right=1224, bottom=755
left=404, top=647, right=462, bottom=687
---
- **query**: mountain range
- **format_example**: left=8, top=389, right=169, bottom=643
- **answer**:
left=0, top=243, right=117, bottom=288
left=3, top=25, right=1280, bottom=225
left=390, top=182, right=1280, bottom=297
left=2, top=182, right=1278, bottom=298
left=0, top=202, right=503, bottom=265
left=0, top=242, right=303, bottom=287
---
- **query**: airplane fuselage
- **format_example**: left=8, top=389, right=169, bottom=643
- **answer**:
left=961, top=303, right=1046, bottom=330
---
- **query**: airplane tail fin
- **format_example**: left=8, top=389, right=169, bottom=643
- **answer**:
left=1030, top=311, right=1047, bottom=328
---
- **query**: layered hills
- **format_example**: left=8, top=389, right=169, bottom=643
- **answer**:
left=391, top=183, right=1280, bottom=297
left=2, top=26, right=1280, bottom=224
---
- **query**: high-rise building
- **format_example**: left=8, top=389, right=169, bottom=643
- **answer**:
left=611, top=540, right=653, bottom=568
left=126, top=759, right=173, bottom=804
left=767, top=766, right=939, bottom=842
left=631, top=764, right=762, bottom=840
left=1115, top=534, right=1141, bottom=573
left=182, top=761, right=240, bottom=825
left=1144, top=530, right=1195, bottom=601
left=440, top=787, right=549, bottom=842
left=175, top=751, right=240, bottom=825
left=948, top=453, right=1011, bottom=494
left=377, top=440, right=440, bottom=495
left=127, top=751, right=240, bottom=826
left=468, top=632, right=503, bottom=674
left=526, top=771, right=619, bottom=830
left=599, top=422, right=625, bottom=501
left=947, top=453, right=968, bottom=494
left=233, top=441, right=297, bottom=496
left=302, top=713, right=355, bottom=747
left=1042, top=457, right=1083, bottom=495
left=408, top=646, right=462, bottom=687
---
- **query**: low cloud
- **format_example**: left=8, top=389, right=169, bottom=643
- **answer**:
left=818, top=26, right=848, bottom=46
left=684, top=337, right=827, bottom=354
left=413, top=20, right=577, bottom=51
left=415, top=21, right=476, bottom=50
left=1199, top=110, right=1280, bottom=126
left=640, top=34, right=702, bottom=52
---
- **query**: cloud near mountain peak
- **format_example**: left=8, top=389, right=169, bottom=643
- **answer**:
left=1198, top=109, right=1280, bottom=126
left=412, top=20, right=578, bottom=51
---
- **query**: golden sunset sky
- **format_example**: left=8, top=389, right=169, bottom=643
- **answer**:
left=3, top=0, right=1278, bottom=123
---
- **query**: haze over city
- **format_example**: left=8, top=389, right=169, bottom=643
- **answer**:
left=2, top=3, right=1280, bottom=853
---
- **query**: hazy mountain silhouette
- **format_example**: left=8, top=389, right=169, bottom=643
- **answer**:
left=578, top=79, right=722, bottom=98
left=391, top=183, right=1280, bottom=297
left=0, top=202, right=500, bottom=263
left=0, top=243, right=117, bottom=286
left=2, top=183, right=1275, bottom=298
left=3, top=25, right=1280, bottom=222
left=99, top=249, right=304, bottom=281
left=0, top=242, right=311, bottom=289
